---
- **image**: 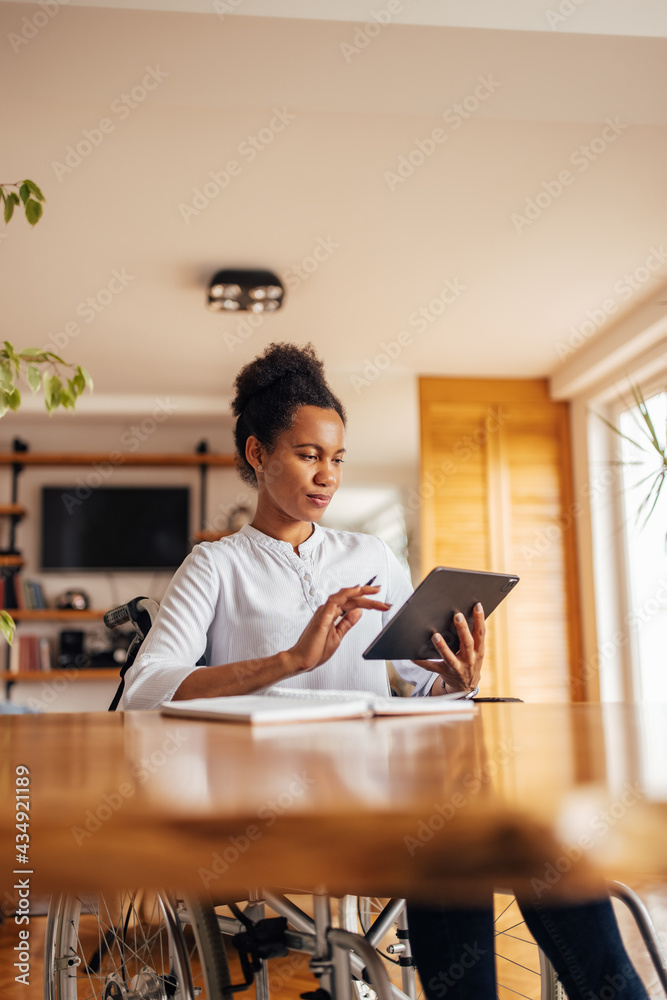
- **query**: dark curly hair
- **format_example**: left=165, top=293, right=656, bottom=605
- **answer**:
left=231, top=342, right=347, bottom=486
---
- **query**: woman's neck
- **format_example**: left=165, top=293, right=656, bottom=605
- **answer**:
left=250, top=508, right=314, bottom=554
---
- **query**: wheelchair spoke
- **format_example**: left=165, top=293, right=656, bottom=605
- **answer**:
left=496, top=931, right=538, bottom=946
left=495, top=897, right=518, bottom=925
left=495, top=918, right=529, bottom=936
left=495, top=953, right=541, bottom=976
left=496, top=984, right=536, bottom=1000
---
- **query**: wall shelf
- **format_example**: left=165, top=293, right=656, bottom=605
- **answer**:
left=8, top=609, right=106, bottom=621
left=1, top=668, right=119, bottom=683
left=0, top=503, right=26, bottom=517
left=0, top=452, right=235, bottom=467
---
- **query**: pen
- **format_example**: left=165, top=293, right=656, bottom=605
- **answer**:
left=340, top=575, right=378, bottom=618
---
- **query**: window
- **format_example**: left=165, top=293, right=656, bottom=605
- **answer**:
left=617, top=388, right=667, bottom=702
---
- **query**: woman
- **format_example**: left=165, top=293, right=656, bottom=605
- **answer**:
left=122, top=342, right=647, bottom=1000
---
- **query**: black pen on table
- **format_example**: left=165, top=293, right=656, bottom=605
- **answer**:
left=340, top=575, right=377, bottom=618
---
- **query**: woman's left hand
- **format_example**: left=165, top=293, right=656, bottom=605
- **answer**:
left=411, top=603, right=485, bottom=694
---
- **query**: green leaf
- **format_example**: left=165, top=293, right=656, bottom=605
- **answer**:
left=24, top=179, right=45, bottom=202
left=19, top=347, right=48, bottom=359
left=44, top=374, right=62, bottom=413
left=0, top=610, right=15, bottom=645
left=78, top=365, right=93, bottom=391
left=45, top=352, right=66, bottom=365
left=73, top=371, right=85, bottom=394
left=60, top=387, right=76, bottom=410
left=0, top=391, right=9, bottom=419
left=27, top=365, right=41, bottom=392
left=25, top=199, right=43, bottom=226
left=7, top=387, right=21, bottom=412
left=4, top=196, right=14, bottom=224
left=3, top=341, right=21, bottom=376
left=19, top=183, right=30, bottom=206
left=0, top=361, right=13, bottom=389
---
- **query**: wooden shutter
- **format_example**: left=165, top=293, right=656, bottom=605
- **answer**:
left=419, top=378, right=583, bottom=702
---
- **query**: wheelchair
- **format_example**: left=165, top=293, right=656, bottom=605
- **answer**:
left=43, top=598, right=667, bottom=1000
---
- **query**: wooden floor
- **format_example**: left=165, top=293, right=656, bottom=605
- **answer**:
left=1, top=888, right=664, bottom=1000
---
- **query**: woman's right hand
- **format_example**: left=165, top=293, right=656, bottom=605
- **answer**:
left=287, top=585, right=390, bottom=673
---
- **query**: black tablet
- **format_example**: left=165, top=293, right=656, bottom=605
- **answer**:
left=362, top=566, right=519, bottom=661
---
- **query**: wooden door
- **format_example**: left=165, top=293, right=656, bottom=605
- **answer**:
left=419, top=378, right=583, bottom=702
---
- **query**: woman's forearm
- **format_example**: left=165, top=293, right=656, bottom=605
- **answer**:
left=171, top=650, right=298, bottom=700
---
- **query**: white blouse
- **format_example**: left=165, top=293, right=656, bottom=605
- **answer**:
left=121, top=522, right=438, bottom=710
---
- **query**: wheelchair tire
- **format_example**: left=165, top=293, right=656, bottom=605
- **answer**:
left=339, top=894, right=565, bottom=1000
left=44, top=889, right=232, bottom=1000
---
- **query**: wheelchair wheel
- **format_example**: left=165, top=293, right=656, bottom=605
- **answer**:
left=339, top=894, right=565, bottom=1000
left=494, top=892, right=565, bottom=1000
left=44, top=890, right=231, bottom=1000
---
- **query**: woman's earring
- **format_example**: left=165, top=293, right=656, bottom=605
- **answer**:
left=257, top=464, right=263, bottom=472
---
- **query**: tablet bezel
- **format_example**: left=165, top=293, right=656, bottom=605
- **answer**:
left=362, top=566, right=519, bottom=661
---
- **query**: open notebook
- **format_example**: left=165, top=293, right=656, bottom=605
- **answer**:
left=160, top=688, right=478, bottom=724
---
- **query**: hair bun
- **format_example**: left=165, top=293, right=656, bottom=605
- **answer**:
left=231, top=342, right=324, bottom=416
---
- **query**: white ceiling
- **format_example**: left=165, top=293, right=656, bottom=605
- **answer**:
left=8, top=0, right=667, bottom=37
left=2, top=0, right=667, bottom=473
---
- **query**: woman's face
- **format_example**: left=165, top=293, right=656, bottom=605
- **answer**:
left=255, top=405, right=345, bottom=524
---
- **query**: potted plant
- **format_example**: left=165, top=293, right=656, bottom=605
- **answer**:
left=0, top=179, right=92, bottom=642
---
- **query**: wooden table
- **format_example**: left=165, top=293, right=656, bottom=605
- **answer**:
left=1, top=703, right=666, bottom=903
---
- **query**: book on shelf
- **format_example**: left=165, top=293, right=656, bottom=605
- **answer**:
left=39, top=637, right=52, bottom=672
left=160, top=688, right=478, bottom=725
left=33, top=581, right=46, bottom=609
left=7, top=635, right=52, bottom=673
left=18, top=578, right=46, bottom=610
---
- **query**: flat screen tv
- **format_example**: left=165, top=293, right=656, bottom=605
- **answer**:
left=41, top=486, right=190, bottom=571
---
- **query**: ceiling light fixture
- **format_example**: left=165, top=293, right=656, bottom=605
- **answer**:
left=207, top=269, right=284, bottom=313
